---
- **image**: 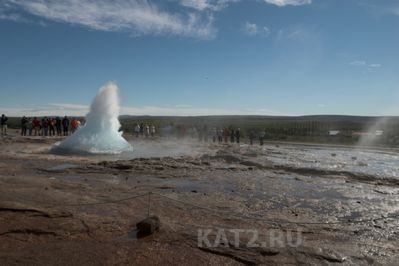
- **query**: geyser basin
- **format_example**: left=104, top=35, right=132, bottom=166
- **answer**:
left=53, top=82, right=132, bottom=154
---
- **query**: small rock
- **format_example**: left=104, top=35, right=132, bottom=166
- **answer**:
left=259, top=248, right=280, bottom=256
left=112, top=164, right=133, bottom=170
left=191, top=190, right=198, bottom=193
left=136, top=216, right=160, bottom=237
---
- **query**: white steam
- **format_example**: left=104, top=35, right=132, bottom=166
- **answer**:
left=54, top=82, right=132, bottom=154
left=357, top=117, right=399, bottom=147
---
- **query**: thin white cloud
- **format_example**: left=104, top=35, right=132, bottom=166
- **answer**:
left=48, top=103, right=89, bottom=110
left=274, top=26, right=323, bottom=68
left=179, top=0, right=238, bottom=11
left=0, top=104, right=288, bottom=117
left=264, top=0, right=311, bottom=7
left=242, top=22, right=258, bottom=36
left=1, top=0, right=315, bottom=39
left=349, top=60, right=367, bottom=66
left=275, top=26, right=317, bottom=43
left=0, top=12, right=32, bottom=23
left=359, top=2, right=399, bottom=17
left=241, top=21, right=270, bottom=36
left=369, top=63, right=381, bottom=68
left=349, top=60, right=382, bottom=69
left=0, top=0, right=216, bottom=39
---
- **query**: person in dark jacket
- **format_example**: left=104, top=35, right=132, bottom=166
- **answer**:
left=41, top=117, right=49, bottom=136
left=230, top=128, right=235, bottom=143
left=62, top=116, right=70, bottom=136
left=21, top=116, right=28, bottom=136
left=259, top=130, right=265, bottom=146
left=56, top=117, right=62, bottom=136
left=1, top=114, right=8, bottom=136
left=27, top=118, right=33, bottom=136
left=235, top=128, right=241, bottom=144
left=139, top=123, right=144, bottom=137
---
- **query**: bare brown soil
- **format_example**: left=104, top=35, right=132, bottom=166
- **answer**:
left=0, top=130, right=398, bottom=265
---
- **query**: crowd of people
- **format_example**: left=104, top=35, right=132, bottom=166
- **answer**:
left=2, top=114, right=266, bottom=145
left=211, top=127, right=241, bottom=144
left=133, top=123, right=156, bottom=138
left=155, top=124, right=265, bottom=145
left=181, top=125, right=266, bottom=145
left=19, top=116, right=83, bottom=137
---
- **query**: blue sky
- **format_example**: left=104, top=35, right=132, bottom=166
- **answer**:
left=0, top=0, right=398, bottom=116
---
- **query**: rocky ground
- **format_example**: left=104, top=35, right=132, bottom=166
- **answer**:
left=0, top=130, right=398, bottom=265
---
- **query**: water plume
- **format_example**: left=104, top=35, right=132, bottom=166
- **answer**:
left=53, top=82, right=132, bottom=154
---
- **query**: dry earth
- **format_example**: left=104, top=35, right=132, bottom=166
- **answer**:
left=0, top=130, right=398, bottom=265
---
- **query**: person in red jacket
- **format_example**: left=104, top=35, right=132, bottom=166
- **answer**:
left=71, top=118, right=79, bottom=134
left=32, top=117, right=41, bottom=136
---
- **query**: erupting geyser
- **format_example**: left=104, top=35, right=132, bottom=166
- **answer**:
left=53, top=82, right=132, bottom=154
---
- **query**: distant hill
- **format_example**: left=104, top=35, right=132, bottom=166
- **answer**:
left=119, top=114, right=396, bottom=125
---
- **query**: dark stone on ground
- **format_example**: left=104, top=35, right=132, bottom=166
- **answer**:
left=136, top=216, right=160, bottom=237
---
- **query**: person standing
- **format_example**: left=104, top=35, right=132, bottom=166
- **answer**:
left=56, top=117, right=62, bottom=136
left=71, top=118, right=78, bottom=133
left=41, top=117, right=49, bottom=136
left=145, top=124, right=150, bottom=137
left=49, top=118, right=56, bottom=136
left=21, top=116, right=28, bottom=136
left=151, top=125, right=156, bottom=137
left=33, top=117, right=40, bottom=136
left=134, top=123, right=140, bottom=138
left=27, top=118, right=33, bottom=136
left=218, top=128, right=223, bottom=143
left=235, top=128, right=241, bottom=144
left=212, top=127, right=217, bottom=143
left=259, top=130, right=265, bottom=146
left=62, top=116, right=70, bottom=136
left=230, top=128, right=235, bottom=143
left=140, top=123, right=144, bottom=137
left=1, top=114, right=8, bottom=136
left=223, top=128, right=229, bottom=143
left=249, top=130, right=255, bottom=145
